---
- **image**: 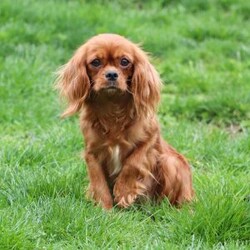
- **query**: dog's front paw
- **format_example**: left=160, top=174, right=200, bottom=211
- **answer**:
left=114, top=192, right=138, bottom=208
left=113, top=180, right=146, bottom=208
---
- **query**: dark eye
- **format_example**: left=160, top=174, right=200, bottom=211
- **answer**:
left=90, top=59, right=101, bottom=67
left=120, top=58, right=130, bottom=67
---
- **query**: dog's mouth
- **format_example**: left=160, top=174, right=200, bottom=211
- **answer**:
left=104, top=87, right=120, bottom=95
left=106, top=85, right=117, bottom=90
left=103, top=81, right=121, bottom=93
left=107, top=80, right=117, bottom=87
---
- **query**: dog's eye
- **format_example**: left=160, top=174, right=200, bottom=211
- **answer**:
left=120, top=58, right=130, bottom=67
left=90, top=59, right=101, bottom=67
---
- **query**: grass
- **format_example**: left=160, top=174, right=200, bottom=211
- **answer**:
left=0, top=0, right=250, bottom=249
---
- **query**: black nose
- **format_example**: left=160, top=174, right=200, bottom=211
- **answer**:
left=105, top=71, right=118, bottom=81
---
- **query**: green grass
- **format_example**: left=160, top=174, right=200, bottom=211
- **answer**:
left=0, top=0, right=250, bottom=249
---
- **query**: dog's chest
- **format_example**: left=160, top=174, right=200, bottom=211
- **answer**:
left=110, top=145, right=122, bottom=176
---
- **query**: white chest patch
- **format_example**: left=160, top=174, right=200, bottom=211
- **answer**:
left=111, top=145, right=122, bottom=176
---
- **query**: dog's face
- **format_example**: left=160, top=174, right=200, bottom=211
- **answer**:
left=85, top=35, right=134, bottom=94
left=56, top=34, right=161, bottom=117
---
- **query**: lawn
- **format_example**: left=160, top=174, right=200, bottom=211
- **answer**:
left=0, top=0, right=249, bottom=249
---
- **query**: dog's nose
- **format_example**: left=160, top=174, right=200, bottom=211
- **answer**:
left=105, top=71, right=118, bottom=81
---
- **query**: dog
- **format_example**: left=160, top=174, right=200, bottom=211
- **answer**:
left=56, top=34, right=194, bottom=209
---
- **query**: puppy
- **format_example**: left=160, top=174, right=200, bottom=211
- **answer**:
left=56, top=34, right=194, bottom=209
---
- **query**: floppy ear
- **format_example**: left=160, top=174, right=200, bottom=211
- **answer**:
left=55, top=46, right=90, bottom=117
left=132, top=47, right=162, bottom=117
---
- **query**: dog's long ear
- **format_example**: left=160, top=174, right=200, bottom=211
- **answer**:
left=131, top=46, right=162, bottom=117
left=55, top=46, right=90, bottom=117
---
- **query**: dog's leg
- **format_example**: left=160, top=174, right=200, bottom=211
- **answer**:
left=85, top=152, right=113, bottom=210
left=113, top=139, right=157, bottom=208
left=157, top=147, right=194, bottom=205
left=154, top=141, right=194, bottom=205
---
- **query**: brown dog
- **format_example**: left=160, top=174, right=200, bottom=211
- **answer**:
left=56, top=34, right=194, bottom=209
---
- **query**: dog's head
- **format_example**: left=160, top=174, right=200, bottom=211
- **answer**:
left=56, top=34, right=162, bottom=117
